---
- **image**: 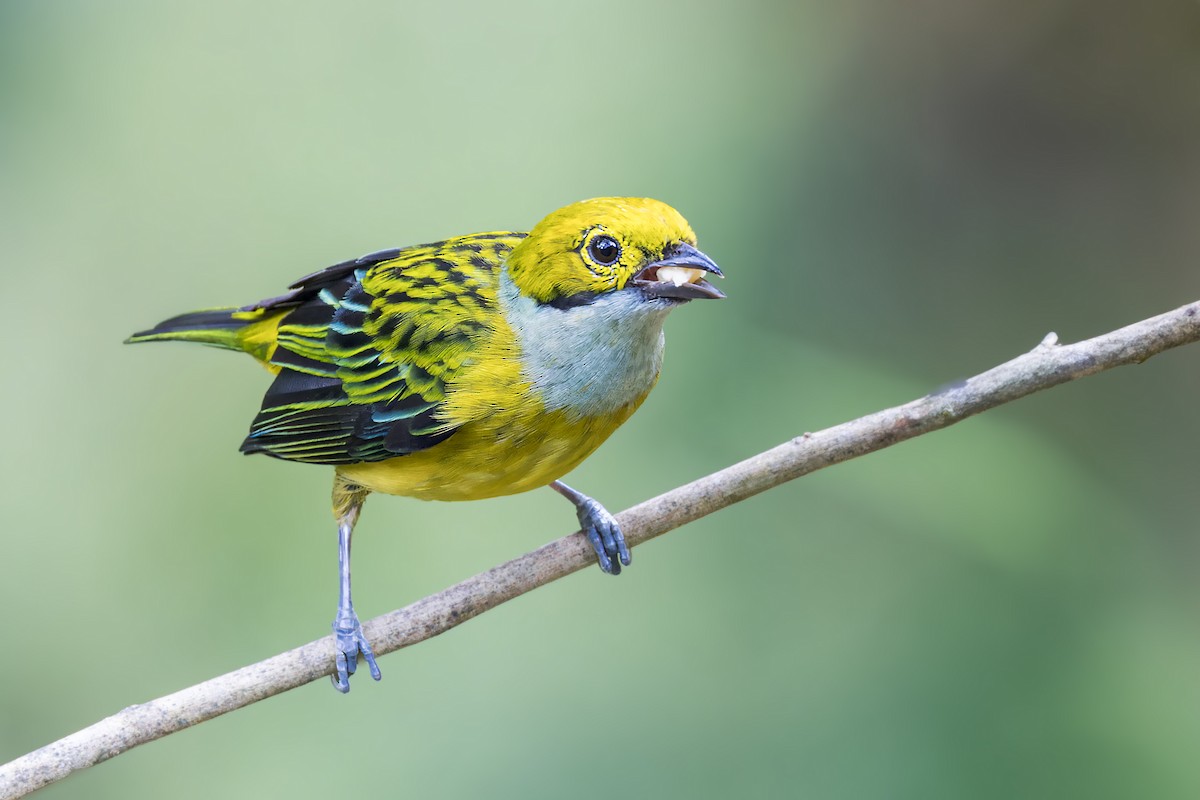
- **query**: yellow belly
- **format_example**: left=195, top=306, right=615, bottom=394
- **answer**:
left=332, top=284, right=664, bottom=507
left=335, top=401, right=641, bottom=502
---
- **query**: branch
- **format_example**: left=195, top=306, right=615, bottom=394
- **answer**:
left=4, top=300, right=1200, bottom=799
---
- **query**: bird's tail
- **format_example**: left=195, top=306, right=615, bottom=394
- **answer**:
left=125, top=307, right=281, bottom=362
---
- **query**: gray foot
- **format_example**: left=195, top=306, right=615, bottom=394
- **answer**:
left=331, top=607, right=381, bottom=693
left=551, top=481, right=631, bottom=575
left=577, top=495, right=630, bottom=574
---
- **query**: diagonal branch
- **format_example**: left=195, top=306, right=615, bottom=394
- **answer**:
left=3, top=300, right=1200, bottom=799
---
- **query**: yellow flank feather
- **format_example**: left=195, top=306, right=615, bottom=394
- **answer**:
left=127, top=196, right=725, bottom=692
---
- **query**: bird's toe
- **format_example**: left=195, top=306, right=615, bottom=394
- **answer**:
left=331, top=609, right=382, bottom=692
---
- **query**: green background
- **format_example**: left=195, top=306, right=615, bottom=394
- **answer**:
left=4, top=1, right=1200, bottom=797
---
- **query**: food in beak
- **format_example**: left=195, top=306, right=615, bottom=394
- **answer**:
left=655, top=266, right=706, bottom=287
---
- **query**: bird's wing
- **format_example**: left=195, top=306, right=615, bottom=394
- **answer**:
left=239, top=233, right=526, bottom=464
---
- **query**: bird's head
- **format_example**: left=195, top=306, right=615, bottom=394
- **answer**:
left=507, top=197, right=724, bottom=309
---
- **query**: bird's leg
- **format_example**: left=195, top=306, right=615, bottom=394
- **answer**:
left=550, top=480, right=630, bottom=575
left=330, top=482, right=381, bottom=692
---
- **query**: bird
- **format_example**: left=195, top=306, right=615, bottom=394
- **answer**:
left=126, top=197, right=725, bottom=692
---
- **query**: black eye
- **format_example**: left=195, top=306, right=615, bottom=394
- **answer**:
left=587, top=234, right=621, bottom=266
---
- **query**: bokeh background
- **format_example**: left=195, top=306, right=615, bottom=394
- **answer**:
left=3, top=1, right=1200, bottom=797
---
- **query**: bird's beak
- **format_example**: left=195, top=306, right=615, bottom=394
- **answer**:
left=631, top=243, right=726, bottom=301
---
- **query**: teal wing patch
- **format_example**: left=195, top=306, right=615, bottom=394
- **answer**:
left=239, top=234, right=524, bottom=465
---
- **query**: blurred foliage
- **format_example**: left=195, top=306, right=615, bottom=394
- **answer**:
left=3, top=1, right=1200, bottom=798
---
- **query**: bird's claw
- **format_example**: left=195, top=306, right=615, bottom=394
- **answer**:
left=331, top=609, right=381, bottom=692
left=577, top=497, right=631, bottom=575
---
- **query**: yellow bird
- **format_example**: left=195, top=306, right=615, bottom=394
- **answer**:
left=127, top=197, right=725, bottom=691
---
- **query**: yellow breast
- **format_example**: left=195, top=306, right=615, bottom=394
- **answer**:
left=335, top=267, right=667, bottom=502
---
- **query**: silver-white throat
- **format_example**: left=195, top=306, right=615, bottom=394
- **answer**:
left=499, top=269, right=672, bottom=418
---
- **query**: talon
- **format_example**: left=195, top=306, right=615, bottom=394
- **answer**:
left=596, top=519, right=622, bottom=575
left=598, top=519, right=618, bottom=561
left=363, top=641, right=381, bottom=681
left=582, top=501, right=627, bottom=576
left=551, top=481, right=629, bottom=576
left=585, top=526, right=614, bottom=573
left=332, top=610, right=381, bottom=691
left=615, top=527, right=631, bottom=567
left=332, top=651, right=350, bottom=693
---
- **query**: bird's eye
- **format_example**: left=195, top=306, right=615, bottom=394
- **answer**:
left=587, top=235, right=621, bottom=266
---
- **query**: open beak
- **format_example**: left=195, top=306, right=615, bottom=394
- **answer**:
left=631, top=243, right=726, bottom=301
